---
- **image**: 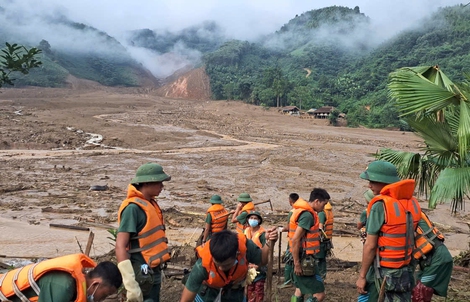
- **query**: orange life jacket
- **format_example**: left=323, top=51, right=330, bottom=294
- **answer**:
left=413, top=212, right=445, bottom=259
left=323, top=202, right=334, bottom=239
left=287, top=198, right=307, bottom=243
left=288, top=199, right=321, bottom=255
left=207, top=204, right=229, bottom=234
left=0, top=254, right=95, bottom=302
left=118, top=184, right=171, bottom=268
left=244, top=226, right=266, bottom=248
left=196, top=233, right=248, bottom=289
left=366, top=179, right=421, bottom=269
left=235, top=202, right=255, bottom=234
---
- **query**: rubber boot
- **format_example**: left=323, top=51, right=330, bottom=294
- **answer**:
left=290, top=295, right=304, bottom=302
left=411, top=281, right=434, bottom=302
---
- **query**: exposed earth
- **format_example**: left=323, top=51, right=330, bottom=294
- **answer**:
left=1, top=74, right=470, bottom=301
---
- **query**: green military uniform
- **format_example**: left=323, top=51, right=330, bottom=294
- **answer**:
left=292, top=211, right=325, bottom=295
left=359, top=210, right=367, bottom=226
left=414, top=219, right=453, bottom=297
left=118, top=204, right=162, bottom=300
left=184, top=239, right=262, bottom=302
left=9, top=271, right=76, bottom=302
left=358, top=202, right=412, bottom=302
left=316, top=211, right=328, bottom=279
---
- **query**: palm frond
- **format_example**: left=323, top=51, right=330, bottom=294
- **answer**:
left=429, top=167, right=470, bottom=212
left=457, top=101, right=470, bottom=162
left=388, top=68, right=461, bottom=117
left=406, top=118, right=458, bottom=164
left=377, top=149, right=440, bottom=199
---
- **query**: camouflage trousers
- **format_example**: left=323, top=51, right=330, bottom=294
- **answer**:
left=358, top=267, right=412, bottom=302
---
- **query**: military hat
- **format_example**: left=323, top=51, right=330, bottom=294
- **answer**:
left=209, top=195, right=223, bottom=204
left=237, top=193, right=252, bottom=202
left=360, top=160, right=400, bottom=184
left=130, top=162, right=171, bottom=184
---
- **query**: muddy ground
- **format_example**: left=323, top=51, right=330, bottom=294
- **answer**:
left=1, top=86, right=470, bottom=301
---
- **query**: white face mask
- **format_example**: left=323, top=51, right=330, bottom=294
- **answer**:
left=87, top=282, right=100, bottom=302
left=248, top=219, right=259, bottom=227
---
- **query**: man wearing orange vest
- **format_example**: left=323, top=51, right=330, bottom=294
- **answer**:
left=411, top=212, right=453, bottom=302
left=116, top=162, right=172, bottom=302
left=202, top=195, right=230, bottom=244
left=290, top=188, right=331, bottom=302
left=231, top=193, right=256, bottom=234
left=279, top=193, right=300, bottom=289
left=244, top=211, right=267, bottom=302
left=0, top=253, right=122, bottom=302
left=316, top=201, right=334, bottom=280
left=179, top=229, right=278, bottom=302
left=356, top=160, right=422, bottom=302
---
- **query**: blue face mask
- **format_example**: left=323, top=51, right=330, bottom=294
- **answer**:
left=248, top=219, right=259, bottom=227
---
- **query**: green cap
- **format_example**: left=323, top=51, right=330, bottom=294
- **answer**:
left=210, top=195, right=223, bottom=204
left=130, top=163, right=171, bottom=184
left=237, top=193, right=252, bottom=202
left=363, top=189, right=375, bottom=203
left=360, top=160, right=400, bottom=184
left=246, top=211, right=263, bottom=225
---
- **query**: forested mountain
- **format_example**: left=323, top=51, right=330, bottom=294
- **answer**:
left=0, top=10, right=157, bottom=87
left=204, top=4, right=470, bottom=128
left=2, top=4, right=469, bottom=128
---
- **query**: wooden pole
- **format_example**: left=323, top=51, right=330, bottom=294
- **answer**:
left=378, top=275, right=387, bottom=302
left=265, top=240, right=275, bottom=302
left=278, top=230, right=282, bottom=281
left=85, top=231, right=95, bottom=256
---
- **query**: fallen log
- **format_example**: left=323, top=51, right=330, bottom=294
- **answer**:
left=453, top=265, right=470, bottom=273
left=49, top=224, right=90, bottom=231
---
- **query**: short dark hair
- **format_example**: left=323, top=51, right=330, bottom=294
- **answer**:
left=289, top=193, right=299, bottom=202
left=209, top=230, right=239, bottom=262
left=88, top=261, right=122, bottom=289
left=309, top=188, right=330, bottom=202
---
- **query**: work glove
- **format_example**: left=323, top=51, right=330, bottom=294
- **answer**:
left=118, top=260, right=144, bottom=302
left=244, top=267, right=258, bottom=285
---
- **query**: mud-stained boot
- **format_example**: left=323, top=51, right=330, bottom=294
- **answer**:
left=412, top=281, right=434, bottom=302
left=290, top=295, right=304, bottom=302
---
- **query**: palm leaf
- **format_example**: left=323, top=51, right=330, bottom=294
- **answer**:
left=457, top=101, right=470, bottom=162
left=429, top=167, right=470, bottom=212
left=406, top=118, right=458, bottom=165
left=408, top=65, right=455, bottom=90
left=377, top=149, right=439, bottom=199
left=388, top=68, right=461, bottom=117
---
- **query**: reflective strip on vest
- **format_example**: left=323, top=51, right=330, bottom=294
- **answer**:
left=12, top=268, right=29, bottom=302
left=412, top=212, right=445, bottom=259
left=132, top=225, right=166, bottom=239
left=27, top=264, right=41, bottom=296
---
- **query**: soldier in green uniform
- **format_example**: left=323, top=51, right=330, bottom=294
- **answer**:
left=279, top=193, right=299, bottom=289
left=411, top=213, right=453, bottom=302
left=290, top=188, right=331, bottom=302
left=356, top=160, right=421, bottom=302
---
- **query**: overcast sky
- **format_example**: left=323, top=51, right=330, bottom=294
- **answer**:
left=5, top=0, right=464, bottom=40
left=1, top=0, right=464, bottom=78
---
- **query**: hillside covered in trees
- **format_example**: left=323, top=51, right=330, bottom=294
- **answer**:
left=2, top=4, right=470, bottom=128
left=203, top=4, right=470, bottom=128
